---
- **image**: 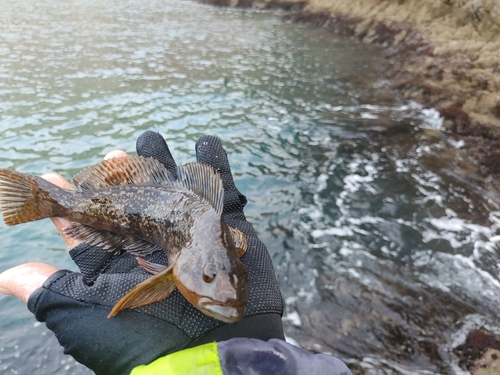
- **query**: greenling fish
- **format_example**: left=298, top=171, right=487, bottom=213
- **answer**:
left=0, top=156, right=248, bottom=323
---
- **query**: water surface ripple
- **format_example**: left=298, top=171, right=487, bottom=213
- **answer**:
left=1, top=1, right=499, bottom=374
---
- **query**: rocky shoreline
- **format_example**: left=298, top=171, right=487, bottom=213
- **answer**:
left=199, top=0, right=500, bottom=373
left=200, top=0, right=500, bottom=188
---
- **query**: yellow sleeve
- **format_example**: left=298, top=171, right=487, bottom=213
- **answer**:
left=130, top=342, right=223, bottom=375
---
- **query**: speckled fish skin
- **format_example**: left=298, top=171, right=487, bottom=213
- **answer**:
left=58, top=184, right=219, bottom=252
left=0, top=156, right=248, bottom=323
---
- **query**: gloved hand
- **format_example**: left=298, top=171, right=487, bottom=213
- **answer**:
left=4, top=131, right=284, bottom=375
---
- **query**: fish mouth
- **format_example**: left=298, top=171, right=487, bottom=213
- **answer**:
left=198, top=297, right=246, bottom=324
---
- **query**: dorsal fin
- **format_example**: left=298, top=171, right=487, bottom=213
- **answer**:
left=175, top=163, right=224, bottom=216
left=73, top=156, right=171, bottom=190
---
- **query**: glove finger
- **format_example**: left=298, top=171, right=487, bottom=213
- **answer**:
left=136, top=131, right=178, bottom=178
left=70, top=244, right=125, bottom=285
left=195, top=135, right=248, bottom=214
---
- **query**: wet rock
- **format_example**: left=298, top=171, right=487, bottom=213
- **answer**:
left=439, top=106, right=471, bottom=135
left=199, top=0, right=306, bottom=11
left=453, top=328, right=500, bottom=374
left=493, top=102, right=500, bottom=119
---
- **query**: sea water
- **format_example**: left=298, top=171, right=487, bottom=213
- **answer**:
left=1, top=1, right=499, bottom=373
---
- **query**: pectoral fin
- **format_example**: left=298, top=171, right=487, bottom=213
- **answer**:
left=64, top=222, right=161, bottom=256
left=229, top=226, right=247, bottom=257
left=108, top=264, right=176, bottom=318
left=136, top=257, right=167, bottom=275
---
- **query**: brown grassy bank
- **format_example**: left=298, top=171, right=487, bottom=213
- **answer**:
left=200, top=0, right=500, bottom=185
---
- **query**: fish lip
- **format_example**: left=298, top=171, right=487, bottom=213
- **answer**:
left=198, top=297, right=246, bottom=323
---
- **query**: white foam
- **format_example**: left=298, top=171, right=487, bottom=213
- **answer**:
left=427, top=217, right=491, bottom=235
left=284, top=335, right=300, bottom=347
left=395, top=159, right=410, bottom=172
left=283, top=311, right=302, bottom=327
left=358, top=356, right=441, bottom=375
left=311, top=226, right=354, bottom=238
left=347, top=216, right=384, bottom=225
left=420, top=106, right=443, bottom=130
left=422, top=216, right=492, bottom=248
left=448, top=138, right=465, bottom=149
left=316, top=173, right=329, bottom=192
left=321, top=101, right=443, bottom=130
left=414, top=251, right=500, bottom=302
left=360, top=112, right=378, bottom=119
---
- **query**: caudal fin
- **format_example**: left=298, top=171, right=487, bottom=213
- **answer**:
left=0, top=169, right=54, bottom=225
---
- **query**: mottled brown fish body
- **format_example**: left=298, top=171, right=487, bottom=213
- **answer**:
left=46, top=184, right=216, bottom=253
left=0, top=156, right=248, bottom=323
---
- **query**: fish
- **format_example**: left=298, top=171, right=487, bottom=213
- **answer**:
left=0, top=156, right=248, bottom=323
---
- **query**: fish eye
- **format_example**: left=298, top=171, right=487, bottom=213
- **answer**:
left=203, top=262, right=217, bottom=283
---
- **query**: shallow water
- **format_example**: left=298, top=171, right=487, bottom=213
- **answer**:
left=1, top=1, right=499, bottom=374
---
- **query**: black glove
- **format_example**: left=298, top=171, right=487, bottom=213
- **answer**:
left=28, top=131, right=284, bottom=375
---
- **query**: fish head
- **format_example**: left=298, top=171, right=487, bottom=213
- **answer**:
left=172, top=231, right=248, bottom=324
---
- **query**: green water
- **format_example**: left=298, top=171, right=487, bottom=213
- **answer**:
left=1, top=1, right=500, bottom=374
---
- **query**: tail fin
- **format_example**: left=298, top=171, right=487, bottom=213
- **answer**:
left=0, top=169, right=55, bottom=225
